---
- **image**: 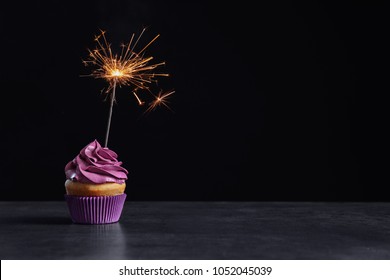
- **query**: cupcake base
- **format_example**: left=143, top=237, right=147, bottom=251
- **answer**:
left=65, top=194, right=126, bottom=224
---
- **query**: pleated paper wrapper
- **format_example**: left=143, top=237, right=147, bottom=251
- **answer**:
left=65, top=194, right=126, bottom=224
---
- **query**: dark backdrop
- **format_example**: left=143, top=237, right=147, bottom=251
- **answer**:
left=0, top=1, right=386, bottom=201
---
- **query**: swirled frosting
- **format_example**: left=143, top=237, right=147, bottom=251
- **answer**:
left=65, top=140, right=128, bottom=184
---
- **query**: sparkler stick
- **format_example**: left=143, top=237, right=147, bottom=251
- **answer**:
left=104, top=79, right=117, bottom=147
left=82, top=29, right=174, bottom=147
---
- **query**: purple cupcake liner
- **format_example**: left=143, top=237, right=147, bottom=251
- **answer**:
left=65, top=194, right=126, bottom=224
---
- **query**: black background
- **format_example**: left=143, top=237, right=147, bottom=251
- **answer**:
left=0, top=1, right=386, bottom=201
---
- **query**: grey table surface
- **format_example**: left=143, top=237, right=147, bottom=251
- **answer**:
left=1, top=201, right=390, bottom=260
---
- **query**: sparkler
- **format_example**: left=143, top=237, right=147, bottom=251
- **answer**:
left=82, top=28, right=173, bottom=147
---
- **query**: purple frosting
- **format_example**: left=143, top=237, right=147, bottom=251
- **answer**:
left=65, top=140, right=128, bottom=184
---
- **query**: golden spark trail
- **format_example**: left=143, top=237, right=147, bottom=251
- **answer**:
left=82, top=29, right=174, bottom=147
left=145, top=90, right=175, bottom=114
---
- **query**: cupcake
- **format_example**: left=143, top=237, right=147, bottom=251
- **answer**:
left=64, top=140, right=128, bottom=224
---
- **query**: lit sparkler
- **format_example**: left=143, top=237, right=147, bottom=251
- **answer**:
left=82, top=28, right=173, bottom=147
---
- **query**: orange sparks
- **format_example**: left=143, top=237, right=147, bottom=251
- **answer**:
left=132, top=91, right=145, bottom=106
left=82, top=28, right=172, bottom=108
left=145, top=90, right=175, bottom=114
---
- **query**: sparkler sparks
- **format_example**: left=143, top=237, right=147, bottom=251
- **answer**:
left=145, top=90, right=175, bottom=114
left=82, top=28, right=169, bottom=100
left=82, top=29, right=173, bottom=147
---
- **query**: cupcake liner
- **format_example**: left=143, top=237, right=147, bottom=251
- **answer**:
left=65, top=194, right=126, bottom=224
